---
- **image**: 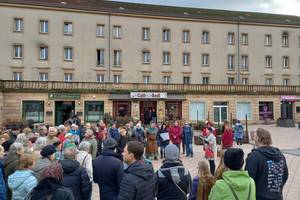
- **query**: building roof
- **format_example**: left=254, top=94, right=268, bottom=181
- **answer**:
left=1, top=0, right=300, bottom=26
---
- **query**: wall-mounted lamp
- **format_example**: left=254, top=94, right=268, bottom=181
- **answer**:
left=92, top=95, right=96, bottom=99
left=47, top=101, right=51, bottom=106
left=78, top=101, right=81, bottom=106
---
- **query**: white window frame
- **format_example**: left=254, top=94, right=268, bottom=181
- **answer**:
left=97, top=49, right=105, bottom=66
left=96, top=74, right=104, bottom=83
left=242, top=78, right=248, bottom=85
left=266, top=78, right=273, bottom=86
left=39, top=46, right=48, bottom=60
left=163, top=76, right=171, bottom=84
left=241, top=55, right=249, bottom=70
left=113, top=50, right=121, bottom=66
left=113, top=75, right=121, bottom=83
left=142, top=27, right=150, bottom=40
left=183, top=53, right=190, bottom=65
left=14, top=18, right=23, bottom=32
left=241, top=33, right=248, bottom=45
left=236, top=102, right=252, bottom=120
left=13, top=72, right=22, bottom=81
left=64, top=73, right=73, bottom=82
left=64, top=47, right=73, bottom=61
left=40, top=20, right=48, bottom=33
left=143, top=75, right=151, bottom=84
left=282, top=33, right=289, bottom=47
left=163, top=29, right=170, bottom=42
left=265, top=34, right=272, bottom=46
left=202, top=77, right=210, bottom=84
left=283, top=79, right=290, bottom=86
left=64, top=22, right=73, bottom=35
left=265, top=56, right=272, bottom=68
left=113, top=26, right=122, bottom=39
left=283, top=56, right=289, bottom=69
left=13, top=45, right=23, bottom=59
left=189, top=102, right=206, bottom=121
left=183, top=30, right=190, bottom=43
left=202, top=54, right=209, bottom=66
left=228, top=54, right=235, bottom=70
left=163, top=52, right=170, bottom=65
left=213, top=102, right=228, bottom=123
left=202, top=31, right=209, bottom=44
left=96, top=24, right=105, bottom=37
left=39, top=73, right=48, bottom=81
left=183, top=76, right=190, bottom=84
left=228, top=77, right=235, bottom=85
left=142, top=51, right=151, bottom=64
left=228, top=32, right=235, bottom=45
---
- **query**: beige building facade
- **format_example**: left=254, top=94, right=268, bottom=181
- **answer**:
left=0, top=0, right=300, bottom=126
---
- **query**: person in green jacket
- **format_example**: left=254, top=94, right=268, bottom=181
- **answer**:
left=209, top=148, right=256, bottom=200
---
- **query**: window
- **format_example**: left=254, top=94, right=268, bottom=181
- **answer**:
left=113, top=50, right=121, bottom=66
left=265, top=56, right=272, bottom=68
left=202, top=31, right=209, bottom=44
left=241, top=55, right=249, bottom=70
left=265, top=34, right=272, bottom=46
left=183, top=30, right=190, bottom=43
left=113, top=75, right=121, bottom=83
left=283, top=56, right=289, bottom=68
left=241, top=33, right=248, bottom=45
left=64, top=73, right=73, bottom=82
left=84, top=101, right=104, bottom=122
left=39, top=73, right=48, bottom=81
left=228, top=32, right=235, bottom=45
left=242, top=78, right=248, bottom=85
left=183, top=53, right=190, bottom=65
left=228, top=77, right=235, bottom=85
left=283, top=79, right=290, bottom=86
left=142, top=27, right=150, bottom=40
left=96, top=24, right=105, bottom=37
left=213, top=102, right=228, bottom=123
left=265, top=78, right=273, bottom=86
left=40, top=20, right=48, bottom=33
left=39, top=46, right=48, bottom=60
left=113, top=101, right=131, bottom=118
left=228, top=55, right=235, bottom=70
left=163, top=76, right=170, bottom=84
left=96, top=74, right=104, bottom=82
left=162, top=29, right=170, bottom=42
left=236, top=102, right=252, bottom=120
left=165, top=101, right=182, bottom=121
left=163, top=51, right=170, bottom=65
left=259, top=101, right=274, bottom=120
left=22, top=101, right=44, bottom=123
left=64, top=47, right=73, bottom=61
left=202, top=54, right=209, bottom=66
left=282, top=32, right=289, bottom=47
left=13, top=72, right=22, bottom=80
left=13, top=45, right=23, bottom=59
left=143, top=75, right=150, bottom=84
left=202, top=77, right=210, bottom=84
left=14, top=18, right=23, bottom=32
left=142, top=51, right=151, bottom=64
left=113, top=26, right=122, bottom=39
left=189, top=102, right=205, bottom=121
left=64, top=22, right=73, bottom=35
left=183, top=76, right=190, bottom=84
left=97, top=49, right=105, bottom=66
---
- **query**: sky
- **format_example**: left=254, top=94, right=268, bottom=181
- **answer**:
left=112, top=0, right=300, bottom=16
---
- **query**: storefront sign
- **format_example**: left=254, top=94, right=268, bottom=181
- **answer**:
left=130, top=92, right=167, bottom=99
left=281, top=95, right=300, bottom=101
left=48, top=93, right=80, bottom=100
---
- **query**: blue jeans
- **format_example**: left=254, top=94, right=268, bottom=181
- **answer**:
left=185, top=143, right=193, bottom=156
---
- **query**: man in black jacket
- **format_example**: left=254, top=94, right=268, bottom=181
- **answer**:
left=93, top=138, right=124, bottom=200
left=60, top=147, right=92, bottom=200
left=118, top=141, right=157, bottom=200
left=156, top=144, right=191, bottom=200
left=245, top=128, right=288, bottom=200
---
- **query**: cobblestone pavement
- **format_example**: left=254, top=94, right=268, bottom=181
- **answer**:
left=92, top=124, right=300, bottom=200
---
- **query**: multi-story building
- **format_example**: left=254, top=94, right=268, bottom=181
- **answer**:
left=0, top=0, right=300, bottom=125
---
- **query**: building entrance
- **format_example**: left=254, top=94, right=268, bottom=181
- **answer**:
left=140, top=101, right=157, bottom=125
left=55, top=101, right=75, bottom=126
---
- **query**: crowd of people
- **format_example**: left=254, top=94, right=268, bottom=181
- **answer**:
left=0, top=118, right=289, bottom=200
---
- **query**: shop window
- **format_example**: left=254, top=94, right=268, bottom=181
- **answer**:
left=84, top=101, right=104, bottom=122
left=22, top=101, right=44, bottom=123
left=213, top=102, right=228, bottom=123
left=236, top=102, right=252, bottom=120
left=113, top=101, right=131, bottom=118
left=189, top=102, right=205, bottom=121
left=259, top=102, right=274, bottom=120
left=296, top=107, right=300, bottom=113
left=165, top=101, right=182, bottom=121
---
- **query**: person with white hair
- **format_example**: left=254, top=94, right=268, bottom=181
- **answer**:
left=47, top=126, right=59, bottom=145
left=77, top=141, right=93, bottom=181
left=132, top=123, right=146, bottom=144
left=15, top=133, right=32, bottom=153
left=82, top=129, right=97, bottom=159
left=33, top=137, right=47, bottom=158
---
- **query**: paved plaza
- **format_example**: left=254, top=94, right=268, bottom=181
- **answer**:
left=91, top=124, right=300, bottom=200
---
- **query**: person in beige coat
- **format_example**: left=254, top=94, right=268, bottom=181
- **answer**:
left=82, top=129, right=97, bottom=159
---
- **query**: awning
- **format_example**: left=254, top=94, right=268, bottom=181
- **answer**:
left=109, top=93, right=185, bottom=100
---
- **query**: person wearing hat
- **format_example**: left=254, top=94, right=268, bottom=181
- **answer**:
left=93, top=138, right=124, bottom=200
left=156, top=144, right=192, bottom=200
left=209, top=148, right=255, bottom=200
left=32, top=144, right=57, bottom=181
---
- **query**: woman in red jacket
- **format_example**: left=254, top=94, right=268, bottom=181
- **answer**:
left=169, top=120, right=182, bottom=153
left=221, top=121, right=234, bottom=150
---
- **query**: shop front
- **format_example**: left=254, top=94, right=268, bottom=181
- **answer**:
left=280, top=95, right=300, bottom=122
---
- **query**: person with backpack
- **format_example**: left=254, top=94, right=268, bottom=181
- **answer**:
left=209, top=148, right=255, bottom=200
left=234, top=120, right=244, bottom=147
left=182, top=122, right=193, bottom=158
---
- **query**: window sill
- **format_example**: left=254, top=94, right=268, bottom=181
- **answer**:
left=64, top=60, right=73, bottom=62
left=142, top=62, right=151, bottom=65
left=142, top=39, right=150, bottom=41
left=13, top=57, right=23, bottom=60
left=64, top=33, right=73, bottom=36
left=13, top=30, right=24, bottom=33
left=163, top=63, right=171, bottom=65
left=39, top=32, right=49, bottom=35
left=96, top=36, right=105, bottom=38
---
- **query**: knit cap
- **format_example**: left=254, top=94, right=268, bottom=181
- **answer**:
left=165, top=144, right=179, bottom=161
left=40, top=144, right=56, bottom=157
left=103, top=138, right=117, bottom=149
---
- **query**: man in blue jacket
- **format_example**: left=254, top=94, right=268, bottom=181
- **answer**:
left=182, top=123, right=193, bottom=157
left=245, top=128, right=288, bottom=200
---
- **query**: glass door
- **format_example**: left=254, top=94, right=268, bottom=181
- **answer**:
left=213, top=102, right=228, bottom=123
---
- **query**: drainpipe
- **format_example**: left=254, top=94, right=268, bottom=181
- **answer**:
left=108, top=11, right=111, bottom=82
left=237, top=18, right=240, bottom=84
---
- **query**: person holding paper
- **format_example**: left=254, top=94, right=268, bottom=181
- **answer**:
left=157, top=123, right=170, bottom=159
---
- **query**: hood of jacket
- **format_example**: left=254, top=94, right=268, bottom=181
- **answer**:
left=159, top=161, right=186, bottom=183
left=8, top=170, right=34, bottom=189
left=33, top=157, right=53, bottom=173
left=60, top=159, right=80, bottom=174
left=222, top=170, right=252, bottom=191
left=253, top=146, right=283, bottom=162
left=101, top=149, right=118, bottom=157
left=126, top=160, right=154, bottom=181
